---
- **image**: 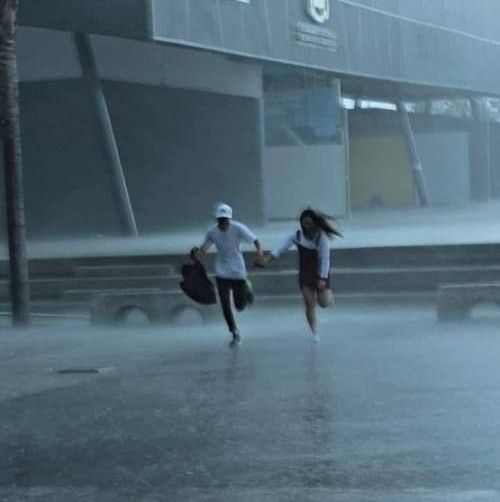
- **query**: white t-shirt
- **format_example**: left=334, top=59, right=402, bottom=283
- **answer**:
left=202, top=220, right=257, bottom=280
left=271, top=229, right=331, bottom=278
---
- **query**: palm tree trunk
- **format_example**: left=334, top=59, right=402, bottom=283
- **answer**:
left=0, top=0, right=31, bottom=325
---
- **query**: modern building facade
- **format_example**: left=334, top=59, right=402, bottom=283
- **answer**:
left=2, top=0, right=500, bottom=238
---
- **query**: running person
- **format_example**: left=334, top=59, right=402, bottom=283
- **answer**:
left=265, top=209, right=342, bottom=342
left=194, top=203, right=264, bottom=346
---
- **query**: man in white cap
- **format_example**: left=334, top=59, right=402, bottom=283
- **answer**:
left=193, top=203, right=264, bottom=346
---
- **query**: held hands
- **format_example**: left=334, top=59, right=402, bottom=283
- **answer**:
left=254, top=251, right=270, bottom=268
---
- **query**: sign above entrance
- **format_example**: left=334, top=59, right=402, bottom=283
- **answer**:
left=306, top=0, right=330, bottom=24
left=295, top=21, right=337, bottom=51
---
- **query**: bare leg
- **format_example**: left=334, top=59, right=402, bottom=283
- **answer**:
left=317, top=288, right=333, bottom=308
left=301, top=286, right=318, bottom=333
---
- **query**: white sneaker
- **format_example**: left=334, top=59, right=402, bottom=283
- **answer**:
left=229, top=331, right=241, bottom=347
left=311, top=333, right=320, bottom=343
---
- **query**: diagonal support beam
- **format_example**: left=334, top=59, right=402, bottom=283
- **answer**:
left=397, top=101, right=431, bottom=207
left=74, top=32, right=138, bottom=237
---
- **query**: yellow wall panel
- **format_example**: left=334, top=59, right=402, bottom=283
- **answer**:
left=350, top=135, right=414, bottom=208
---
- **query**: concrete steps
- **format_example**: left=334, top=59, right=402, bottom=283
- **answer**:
left=249, top=264, right=500, bottom=295
left=0, top=243, right=499, bottom=305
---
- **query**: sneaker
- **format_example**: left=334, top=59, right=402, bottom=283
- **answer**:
left=311, top=333, right=320, bottom=343
left=244, top=279, right=254, bottom=306
left=229, top=331, right=241, bottom=347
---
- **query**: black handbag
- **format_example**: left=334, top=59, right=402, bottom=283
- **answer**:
left=179, top=259, right=216, bottom=305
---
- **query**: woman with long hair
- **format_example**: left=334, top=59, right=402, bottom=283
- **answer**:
left=265, top=208, right=342, bottom=342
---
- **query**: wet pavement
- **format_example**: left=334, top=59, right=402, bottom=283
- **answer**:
left=1, top=305, right=500, bottom=501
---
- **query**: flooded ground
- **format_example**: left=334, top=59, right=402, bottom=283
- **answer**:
left=1, top=304, right=499, bottom=500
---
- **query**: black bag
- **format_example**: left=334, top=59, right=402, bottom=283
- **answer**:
left=179, top=259, right=216, bottom=305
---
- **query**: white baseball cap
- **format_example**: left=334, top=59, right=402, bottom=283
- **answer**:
left=214, top=203, right=233, bottom=219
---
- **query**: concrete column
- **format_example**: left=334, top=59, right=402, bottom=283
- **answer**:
left=470, top=98, right=492, bottom=201
left=343, top=106, right=352, bottom=217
